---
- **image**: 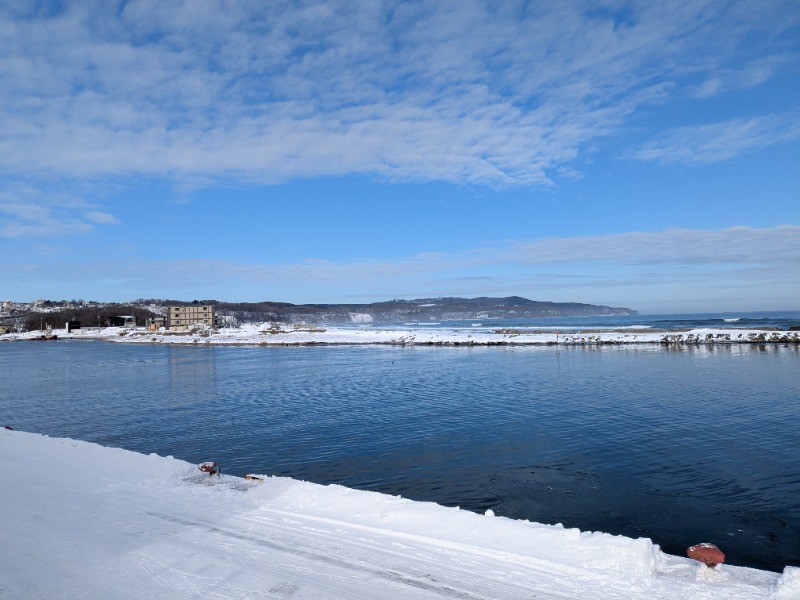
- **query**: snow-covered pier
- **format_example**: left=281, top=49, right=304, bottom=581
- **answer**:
left=2, top=429, right=798, bottom=599
left=4, top=323, right=799, bottom=347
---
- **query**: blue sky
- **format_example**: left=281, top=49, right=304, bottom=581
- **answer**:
left=1, top=0, right=798, bottom=314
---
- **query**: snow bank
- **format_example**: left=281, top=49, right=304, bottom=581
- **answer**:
left=1, top=429, right=796, bottom=599
left=7, top=323, right=798, bottom=346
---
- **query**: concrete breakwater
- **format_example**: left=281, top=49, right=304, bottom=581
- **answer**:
left=5, top=326, right=800, bottom=346
left=655, top=331, right=800, bottom=345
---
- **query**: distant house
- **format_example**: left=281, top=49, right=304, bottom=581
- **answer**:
left=167, top=305, right=215, bottom=331
left=109, top=316, right=136, bottom=328
left=146, top=317, right=166, bottom=332
left=214, top=314, right=239, bottom=328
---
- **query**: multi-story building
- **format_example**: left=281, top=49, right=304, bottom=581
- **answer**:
left=166, top=305, right=215, bottom=331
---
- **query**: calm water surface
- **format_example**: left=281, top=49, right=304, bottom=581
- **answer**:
left=2, top=340, right=798, bottom=571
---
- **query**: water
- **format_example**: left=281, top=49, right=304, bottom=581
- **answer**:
left=348, top=310, right=800, bottom=332
left=1, top=338, right=798, bottom=572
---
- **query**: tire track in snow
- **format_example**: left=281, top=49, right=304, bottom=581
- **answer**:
left=145, top=510, right=497, bottom=599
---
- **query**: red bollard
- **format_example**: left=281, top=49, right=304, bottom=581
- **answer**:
left=198, top=461, right=220, bottom=475
left=687, top=543, right=725, bottom=568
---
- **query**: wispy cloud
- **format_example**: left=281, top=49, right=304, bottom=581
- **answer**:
left=501, top=225, right=800, bottom=265
left=690, top=54, right=794, bottom=98
left=623, top=114, right=800, bottom=164
left=3, top=226, right=797, bottom=307
left=0, top=183, right=119, bottom=237
left=0, top=0, right=797, bottom=190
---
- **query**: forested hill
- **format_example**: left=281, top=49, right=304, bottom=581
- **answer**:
left=6, top=297, right=638, bottom=330
left=213, top=296, right=638, bottom=324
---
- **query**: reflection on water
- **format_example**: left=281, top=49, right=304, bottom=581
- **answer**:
left=167, top=345, right=216, bottom=407
left=1, top=341, right=798, bottom=571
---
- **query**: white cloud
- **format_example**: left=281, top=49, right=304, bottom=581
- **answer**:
left=0, top=183, right=120, bottom=237
left=84, top=211, right=120, bottom=225
left=0, top=0, right=797, bottom=188
left=690, top=54, right=792, bottom=98
left=623, top=114, right=800, bottom=164
left=3, top=226, right=797, bottom=308
left=501, top=225, right=800, bottom=265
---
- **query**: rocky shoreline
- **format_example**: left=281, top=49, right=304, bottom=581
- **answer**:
left=6, top=325, right=797, bottom=347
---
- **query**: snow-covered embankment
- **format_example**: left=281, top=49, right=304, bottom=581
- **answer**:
left=15, top=323, right=800, bottom=346
left=1, top=429, right=797, bottom=599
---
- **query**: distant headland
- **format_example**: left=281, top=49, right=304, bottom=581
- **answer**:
left=1, top=296, right=638, bottom=331
left=214, top=296, right=639, bottom=324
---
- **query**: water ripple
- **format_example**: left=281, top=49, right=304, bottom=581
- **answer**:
left=1, top=341, right=798, bottom=571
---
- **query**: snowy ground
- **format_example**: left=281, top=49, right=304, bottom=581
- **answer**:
left=4, top=323, right=799, bottom=346
left=1, top=430, right=798, bottom=599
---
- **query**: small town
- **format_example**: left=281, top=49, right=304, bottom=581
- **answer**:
left=0, top=299, right=223, bottom=336
left=0, top=296, right=642, bottom=337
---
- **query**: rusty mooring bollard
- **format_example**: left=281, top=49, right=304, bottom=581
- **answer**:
left=687, top=543, right=725, bottom=567
left=198, top=461, right=220, bottom=475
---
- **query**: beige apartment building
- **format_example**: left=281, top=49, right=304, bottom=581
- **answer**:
left=166, top=305, right=215, bottom=331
